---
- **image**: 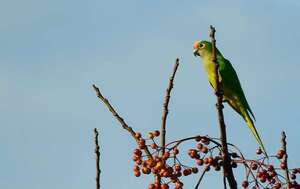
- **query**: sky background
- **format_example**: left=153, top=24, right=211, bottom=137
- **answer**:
left=1, top=0, right=300, bottom=188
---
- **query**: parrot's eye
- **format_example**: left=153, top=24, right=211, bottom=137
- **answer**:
left=199, top=43, right=205, bottom=49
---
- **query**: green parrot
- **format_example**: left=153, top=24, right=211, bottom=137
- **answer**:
left=193, top=40, right=267, bottom=155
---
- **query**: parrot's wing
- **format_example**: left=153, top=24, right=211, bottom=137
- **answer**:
left=218, top=58, right=256, bottom=121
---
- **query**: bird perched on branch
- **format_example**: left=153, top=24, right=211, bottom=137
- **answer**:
left=193, top=40, right=267, bottom=156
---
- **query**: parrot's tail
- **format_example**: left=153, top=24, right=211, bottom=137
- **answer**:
left=245, top=115, right=268, bottom=158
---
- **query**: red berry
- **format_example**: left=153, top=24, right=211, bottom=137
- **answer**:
left=201, top=137, right=210, bottom=145
left=196, top=159, right=204, bottom=166
left=133, top=165, right=140, bottom=171
left=163, top=151, right=170, bottom=160
left=148, top=132, right=154, bottom=139
left=292, top=169, right=298, bottom=174
left=260, top=177, right=266, bottom=183
left=148, top=183, right=155, bottom=189
left=242, top=180, right=249, bottom=188
left=153, top=130, right=160, bottom=137
left=183, top=169, right=191, bottom=176
left=215, top=165, right=221, bottom=171
left=196, top=143, right=203, bottom=150
left=280, top=162, right=287, bottom=169
left=251, top=163, right=258, bottom=170
left=135, top=132, right=141, bottom=139
left=151, top=143, right=158, bottom=149
left=267, top=165, right=274, bottom=171
left=142, top=167, right=151, bottom=174
left=174, top=164, right=181, bottom=171
left=277, top=149, right=285, bottom=159
left=188, top=149, right=198, bottom=159
left=195, top=135, right=201, bottom=142
left=134, top=170, right=141, bottom=177
left=173, top=148, right=179, bottom=155
left=192, top=167, right=199, bottom=174
left=133, top=149, right=142, bottom=156
left=201, top=147, right=208, bottom=154
left=231, top=162, right=237, bottom=168
left=256, top=148, right=262, bottom=155
left=205, top=166, right=210, bottom=171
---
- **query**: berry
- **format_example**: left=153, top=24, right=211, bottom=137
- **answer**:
left=183, top=169, right=191, bottom=176
left=134, top=170, right=141, bottom=177
left=277, top=149, right=285, bottom=159
left=196, top=143, right=203, bottom=150
left=142, top=167, right=151, bottom=174
left=267, top=165, right=274, bottom=171
left=191, top=167, right=199, bottom=174
left=148, top=183, right=155, bottom=189
left=148, top=132, right=154, bottom=139
left=133, top=149, right=142, bottom=156
left=242, top=180, right=249, bottom=188
left=173, top=148, right=179, bottom=155
left=153, top=130, right=160, bottom=137
left=135, top=132, right=141, bottom=139
left=150, top=143, right=158, bottom=149
left=251, top=163, right=258, bottom=170
left=231, top=162, right=237, bottom=168
left=256, top=148, right=262, bottom=155
left=201, top=147, right=208, bottom=154
left=196, top=159, right=204, bottom=166
left=174, top=164, right=181, bottom=171
left=280, top=162, right=287, bottom=169
left=163, top=151, right=170, bottom=160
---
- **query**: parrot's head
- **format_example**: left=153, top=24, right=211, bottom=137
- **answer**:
left=193, top=40, right=213, bottom=58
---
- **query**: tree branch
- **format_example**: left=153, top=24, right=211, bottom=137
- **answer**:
left=210, top=25, right=237, bottom=189
left=161, top=59, right=180, bottom=155
left=92, top=84, right=153, bottom=158
left=194, top=168, right=208, bottom=189
left=94, top=128, right=101, bottom=189
left=281, top=131, right=290, bottom=188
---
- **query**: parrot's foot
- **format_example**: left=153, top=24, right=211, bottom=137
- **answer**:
left=215, top=103, right=224, bottom=109
left=222, top=99, right=228, bottom=103
left=214, top=90, right=224, bottom=97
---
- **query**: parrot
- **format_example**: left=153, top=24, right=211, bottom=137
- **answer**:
left=193, top=40, right=267, bottom=156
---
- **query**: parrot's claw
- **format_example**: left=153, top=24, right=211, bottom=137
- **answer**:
left=222, top=99, right=228, bottom=103
left=215, top=103, right=224, bottom=109
left=214, top=90, right=224, bottom=97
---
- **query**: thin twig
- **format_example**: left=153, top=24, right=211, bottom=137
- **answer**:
left=94, top=128, right=101, bottom=189
left=210, top=25, right=237, bottom=189
left=161, top=58, right=180, bottom=155
left=281, top=131, right=290, bottom=188
left=92, top=84, right=152, bottom=158
left=194, top=169, right=207, bottom=189
left=223, top=175, right=227, bottom=189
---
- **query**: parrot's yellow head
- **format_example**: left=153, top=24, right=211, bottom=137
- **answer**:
left=193, top=40, right=212, bottom=58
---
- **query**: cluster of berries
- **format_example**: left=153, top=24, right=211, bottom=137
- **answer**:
left=239, top=149, right=300, bottom=189
left=132, top=132, right=209, bottom=189
left=132, top=131, right=300, bottom=189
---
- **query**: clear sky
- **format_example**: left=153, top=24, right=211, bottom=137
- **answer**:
left=1, top=0, right=300, bottom=188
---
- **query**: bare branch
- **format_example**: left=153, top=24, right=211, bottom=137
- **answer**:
left=281, top=131, right=290, bottom=188
left=161, top=59, right=180, bottom=155
left=94, top=128, right=101, bottom=189
left=210, top=25, right=237, bottom=189
left=194, top=168, right=208, bottom=189
left=92, top=84, right=152, bottom=158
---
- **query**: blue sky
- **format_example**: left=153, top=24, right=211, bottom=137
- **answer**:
left=1, top=0, right=300, bottom=188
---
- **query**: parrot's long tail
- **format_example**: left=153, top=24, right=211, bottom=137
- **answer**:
left=245, top=115, right=268, bottom=158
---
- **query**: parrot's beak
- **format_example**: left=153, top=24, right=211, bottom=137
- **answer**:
left=193, top=49, right=200, bottom=57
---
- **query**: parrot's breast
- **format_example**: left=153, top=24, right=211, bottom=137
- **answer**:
left=203, top=57, right=222, bottom=90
